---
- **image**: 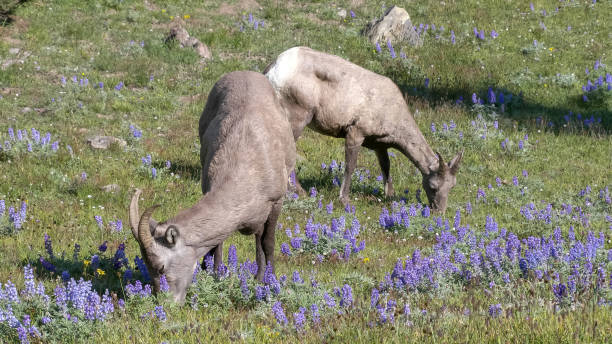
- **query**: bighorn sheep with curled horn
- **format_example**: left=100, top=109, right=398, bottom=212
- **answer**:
left=129, top=71, right=296, bottom=303
left=265, top=46, right=462, bottom=213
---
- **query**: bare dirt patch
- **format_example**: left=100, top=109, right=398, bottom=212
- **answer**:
left=218, top=0, right=261, bottom=16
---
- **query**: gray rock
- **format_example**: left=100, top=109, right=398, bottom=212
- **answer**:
left=101, top=184, right=120, bottom=193
left=87, top=135, right=127, bottom=149
left=8, top=48, right=20, bottom=55
left=337, top=9, right=347, bottom=18
left=166, top=26, right=212, bottom=59
left=363, top=6, right=422, bottom=46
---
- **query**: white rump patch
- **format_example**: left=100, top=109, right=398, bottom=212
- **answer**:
left=266, top=47, right=301, bottom=90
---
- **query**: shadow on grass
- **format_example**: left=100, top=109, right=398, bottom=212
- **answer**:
left=25, top=241, right=149, bottom=298
left=397, top=80, right=612, bottom=133
left=155, top=160, right=201, bottom=181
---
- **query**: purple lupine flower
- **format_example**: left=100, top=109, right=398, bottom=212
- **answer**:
left=490, top=30, right=498, bottom=38
left=323, top=292, right=336, bottom=308
left=309, top=187, right=317, bottom=197
left=530, top=3, right=534, bottom=11
left=518, top=140, right=524, bottom=150
left=40, top=257, right=56, bottom=272
left=154, top=305, right=167, bottom=321
left=227, top=245, right=238, bottom=271
left=151, top=167, right=157, bottom=178
left=255, top=285, right=268, bottom=301
left=44, top=233, right=53, bottom=258
left=290, top=237, right=302, bottom=250
left=424, top=78, right=430, bottom=88
left=488, top=87, right=496, bottom=104
left=292, top=270, right=303, bottom=284
left=23, top=264, right=36, bottom=296
left=340, top=284, right=353, bottom=307
left=370, top=288, right=379, bottom=308
left=350, top=10, right=355, bottom=18
left=310, top=304, right=320, bottom=324
left=488, top=304, right=502, bottom=318
left=471, top=93, right=478, bottom=104
left=512, top=176, right=519, bottom=186
left=62, top=270, right=70, bottom=281
left=421, top=206, right=430, bottom=218
left=114, top=81, right=124, bottom=91
left=98, top=241, right=107, bottom=253
left=375, top=42, right=381, bottom=53
left=326, top=201, right=333, bottom=214
left=386, top=39, right=396, bottom=58
left=478, top=30, right=485, bottom=40
left=280, top=243, right=291, bottom=256
left=293, top=307, right=306, bottom=331
left=5, top=280, right=19, bottom=303
left=272, top=301, right=288, bottom=325
left=134, top=256, right=150, bottom=282
left=94, top=215, right=103, bottom=229
left=159, top=275, right=169, bottom=292
left=476, top=188, right=486, bottom=201
left=450, top=30, right=455, bottom=44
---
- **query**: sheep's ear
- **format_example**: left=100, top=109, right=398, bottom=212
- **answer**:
left=449, top=150, right=464, bottom=175
left=165, top=226, right=179, bottom=246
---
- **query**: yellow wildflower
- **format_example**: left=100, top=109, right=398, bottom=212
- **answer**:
left=170, top=16, right=174, bottom=20
left=183, top=14, right=190, bottom=19
left=97, top=269, right=105, bottom=276
left=549, top=47, right=554, bottom=51
left=161, top=9, right=166, bottom=13
left=363, top=257, right=370, bottom=263
left=83, top=259, right=90, bottom=267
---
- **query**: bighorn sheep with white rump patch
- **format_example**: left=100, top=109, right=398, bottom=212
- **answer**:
left=265, top=46, right=462, bottom=213
left=129, top=71, right=296, bottom=303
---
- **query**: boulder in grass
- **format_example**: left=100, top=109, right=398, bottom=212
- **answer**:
left=101, top=184, right=120, bottom=193
left=362, top=6, right=422, bottom=47
left=87, top=135, right=127, bottom=150
left=166, top=26, right=212, bottom=60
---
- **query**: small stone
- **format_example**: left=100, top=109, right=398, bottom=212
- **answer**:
left=9, top=48, right=20, bottom=55
left=337, top=9, right=347, bottom=18
left=21, top=107, right=32, bottom=114
left=97, top=113, right=113, bottom=120
left=194, top=42, right=212, bottom=59
left=101, top=184, right=120, bottom=193
left=87, top=135, right=127, bottom=149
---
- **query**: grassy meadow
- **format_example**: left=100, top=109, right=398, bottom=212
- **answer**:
left=0, top=0, right=611, bottom=342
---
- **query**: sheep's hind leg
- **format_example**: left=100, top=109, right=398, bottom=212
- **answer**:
left=375, top=148, right=395, bottom=198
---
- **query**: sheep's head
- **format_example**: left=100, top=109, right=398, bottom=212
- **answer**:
left=129, top=190, right=197, bottom=303
left=422, top=151, right=463, bottom=214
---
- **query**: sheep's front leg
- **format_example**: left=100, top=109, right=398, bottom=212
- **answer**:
left=375, top=148, right=394, bottom=198
left=254, top=225, right=266, bottom=282
left=212, top=243, right=223, bottom=272
left=339, top=127, right=364, bottom=206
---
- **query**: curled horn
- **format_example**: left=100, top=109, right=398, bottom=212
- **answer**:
left=129, top=189, right=143, bottom=240
left=138, top=205, right=160, bottom=251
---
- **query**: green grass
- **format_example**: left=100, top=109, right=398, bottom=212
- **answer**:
left=0, top=0, right=610, bottom=343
